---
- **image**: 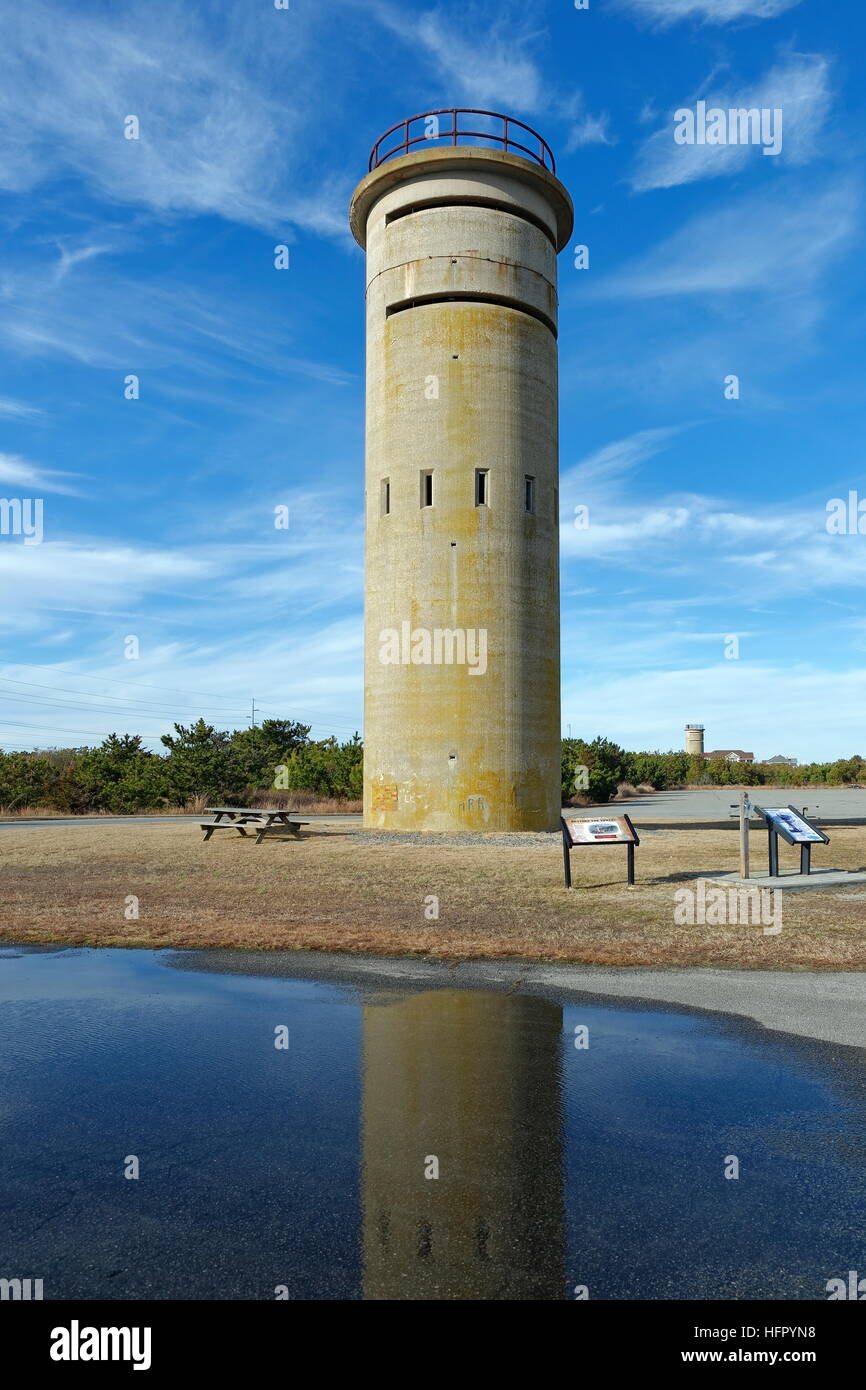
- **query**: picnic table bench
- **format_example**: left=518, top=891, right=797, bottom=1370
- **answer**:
left=200, top=807, right=309, bottom=845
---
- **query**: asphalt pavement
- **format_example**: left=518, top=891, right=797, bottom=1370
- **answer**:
left=3, top=787, right=866, bottom=829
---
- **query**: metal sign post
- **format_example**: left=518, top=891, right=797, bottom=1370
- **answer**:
left=730, top=793, right=752, bottom=880
left=767, top=824, right=780, bottom=878
left=562, top=821, right=573, bottom=889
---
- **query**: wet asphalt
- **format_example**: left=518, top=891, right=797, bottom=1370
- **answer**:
left=1, top=945, right=864, bottom=1301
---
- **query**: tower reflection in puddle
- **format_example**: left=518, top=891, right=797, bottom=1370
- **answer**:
left=361, top=989, right=564, bottom=1299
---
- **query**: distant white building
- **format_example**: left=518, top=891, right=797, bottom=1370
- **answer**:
left=704, top=749, right=755, bottom=763
left=764, top=754, right=798, bottom=767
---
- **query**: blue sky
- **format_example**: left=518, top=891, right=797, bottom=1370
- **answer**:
left=0, top=0, right=863, bottom=762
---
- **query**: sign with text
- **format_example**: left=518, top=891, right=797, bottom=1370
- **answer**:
left=753, top=803, right=829, bottom=877
left=563, top=815, right=639, bottom=846
left=756, top=805, right=828, bottom=846
left=561, top=813, right=639, bottom=889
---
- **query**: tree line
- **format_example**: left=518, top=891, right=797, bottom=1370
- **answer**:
left=0, top=719, right=363, bottom=813
left=1, top=723, right=860, bottom=814
left=561, top=737, right=866, bottom=805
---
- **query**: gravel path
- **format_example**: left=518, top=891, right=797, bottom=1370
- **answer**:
left=350, top=829, right=563, bottom=847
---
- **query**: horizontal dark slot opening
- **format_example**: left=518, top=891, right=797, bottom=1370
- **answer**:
left=385, top=196, right=556, bottom=248
left=385, top=291, right=556, bottom=337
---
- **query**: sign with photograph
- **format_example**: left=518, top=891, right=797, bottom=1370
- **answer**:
left=563, top=815, right=639, bottom=846
left=560, top=813, right=639, bottom=888
left=757, top=806, right=828, bottom=845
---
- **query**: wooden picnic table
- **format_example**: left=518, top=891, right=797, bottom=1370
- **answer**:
left=200, top=807, right=308, bottom=845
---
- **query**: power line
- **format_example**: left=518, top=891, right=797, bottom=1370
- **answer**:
left=0, top=662, right=252, bottom=703
left=0, top=719, right=164, bottom=742
left=0, top=696, right=249, bottom=725
left=0, top=671, right=362, bottom=733
left=254, top=706, right=361, bottom=733
left=0, top=661, right=361, bottom=711
left=0, top=676, right=251, bottom=715
left=0, top=695, right=235, bottom=721
left=0, top=694, right=360, bottom=739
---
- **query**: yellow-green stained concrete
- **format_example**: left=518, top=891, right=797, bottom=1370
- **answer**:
left=350, top=147, right=574, bottom=831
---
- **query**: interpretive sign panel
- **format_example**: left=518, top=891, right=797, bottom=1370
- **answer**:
left=561, top=814, right=640, bottom=888
left=759, top=806, right=827, bottom=845
left=563, top=816, right=639, bottom=846
left=752, top=803, right=829, bottom=876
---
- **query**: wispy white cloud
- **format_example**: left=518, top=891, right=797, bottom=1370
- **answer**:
left=365, top=0, right=545, bottom=113
left=594, top=175, right=858, bottom=300
left=562, top=505, right=691, bottom=557
left=415, top=14, right=542, bottom=111
left=615, top=0, right=803, bottom=27
left=0, top=397, right=42, bottom=419
left=0, top=610, right=364, bottom=747
left=559, top=431, right=866, bottom=611
left=631, top=53, right=832, bottom=192
left=0, top=483, right=365, bottom=699
left=0, top=462, right=367, bottom=741
left=0, top=254, right=356, bottom=385
left=363, top=1, right=611, bottom=155
left=0, top=452, right=83, bottom=495
left=0, top=541, right=211, bottom=601
left=561, top=426, right=689, bottom=493
left=0, top=0, right=343, bottom=235
left=49, top=240, right=117, bottom=286
left=565, top=114, right=616, bottom=151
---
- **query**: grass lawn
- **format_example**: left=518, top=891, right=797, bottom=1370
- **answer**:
left=2, top=820, right=866, bottom=968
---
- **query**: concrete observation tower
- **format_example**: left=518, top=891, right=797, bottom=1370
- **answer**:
left=350, top=110, right=573, bottom=831
left=685, top=724, right=706, bottom=758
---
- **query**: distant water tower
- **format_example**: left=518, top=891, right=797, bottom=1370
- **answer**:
left=685, top=724, right=706, bottom=757
left=350, top=110, right=573, bottom=831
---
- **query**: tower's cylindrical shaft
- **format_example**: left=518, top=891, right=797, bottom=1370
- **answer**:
left=350, top=144, right=573, bottom=831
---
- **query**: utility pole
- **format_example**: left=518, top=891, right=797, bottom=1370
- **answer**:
left=251, top=699, right=257, bottom=728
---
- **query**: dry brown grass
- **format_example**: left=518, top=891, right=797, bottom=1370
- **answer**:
left=2, top=821, right=866, bottom=968
left=0, top=805, right=117, bottom=819
left=244, top=790, right=362, bottom=815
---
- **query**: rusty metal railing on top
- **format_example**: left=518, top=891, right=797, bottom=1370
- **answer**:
left=368, top=108, right=556, bottom=174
